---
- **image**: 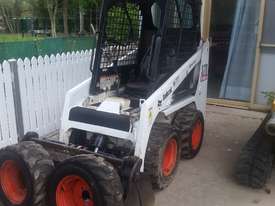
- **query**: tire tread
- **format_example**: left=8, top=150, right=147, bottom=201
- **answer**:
left=58, top=155, right=123, bottom=206
left=144, top=123, right=180, bottom=189
left=173, top=104, right=204, bottom=159
left=235, top=134, right=274, bottom=189
left=1, top=141, right=54, bottom=206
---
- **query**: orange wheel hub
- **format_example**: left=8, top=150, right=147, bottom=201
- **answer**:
left=162, top=138, right=178, bottom=176
left=0, top=160, right=27, bottom=204
left=56, top=175, right=94, bottom=206
left=192, top=120, right=203, bottom=150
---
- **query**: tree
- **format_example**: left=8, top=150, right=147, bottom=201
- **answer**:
left=63, top=0, right=69, bottom=36
left=0, top=0, right=21, bottom=33
left=28, top=0, right=48, bottom=18
left=79, top=2, right=85, bottom=34
left=0, top=6, right=15, bottom=33
left=78, top=0, right=100, bottom=34
left=46, top=0, right=58, bottom=37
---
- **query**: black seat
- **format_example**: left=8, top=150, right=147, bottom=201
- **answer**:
left=125, top=33, right=166, bottom=99
left=125, top=81, right=151, bottom=98
left=125, top=73, right=170, bottom=98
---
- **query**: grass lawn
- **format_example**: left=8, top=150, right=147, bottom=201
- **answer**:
left=0, top=34, right=44, bottom=42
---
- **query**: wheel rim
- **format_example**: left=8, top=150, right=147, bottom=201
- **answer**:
left=192, top=120, right=203, bottom=151
left=56, top=175, right=94, bottom=206
left=162, top=138, right=178, bottom=176
left=0, top=160, right=27, bottom=204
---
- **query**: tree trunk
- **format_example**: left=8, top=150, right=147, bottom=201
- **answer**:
left=50, top=16, right=57, bottom=37
left=79, top=6, right=85, bottom=35
left=63, top=0, right=69, bottom=36
left=0, top=6, right=15, bottom=33
left=47, top=0, right=58, bottom=37
left=14, top=0, right=21, bottom=17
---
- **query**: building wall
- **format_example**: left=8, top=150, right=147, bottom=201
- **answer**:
left=256, top=48, right=275, bottom=104
left=255, top=0, right=275, bottom=105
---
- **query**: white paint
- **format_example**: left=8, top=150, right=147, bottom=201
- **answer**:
left=60, top=41, right=209, bottom=172
left=16, top=50, right=93, bottom=137
left=0, top=61, right=18, bottom=147
left=134, top=45, right=208, bottom=170
left=97, top=101, right=121, bottom=114
left=0, top=49, right=92, bottom=148
left=60, top=78, right=92, bottom=143
left=162, top=96, right=196, bottom=116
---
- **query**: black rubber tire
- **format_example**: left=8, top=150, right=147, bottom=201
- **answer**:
left=0, top=141, right=54, bottom=206
left=21, top=132, right=39, bottom=141
left=235, top=133, right=274, bottom=189
left=48, top=154, right=124, bottom=206
left=173, top=104, right=204, bottom=160
left=144, top=123, right=181, bottom=190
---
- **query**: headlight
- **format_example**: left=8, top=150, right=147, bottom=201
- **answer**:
left=272, top=100, right=275, bottom=112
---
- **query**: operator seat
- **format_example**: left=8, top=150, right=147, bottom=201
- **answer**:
left=124, top=2, right=169, bottom=99
left=124, top=34, right=169, bottom=99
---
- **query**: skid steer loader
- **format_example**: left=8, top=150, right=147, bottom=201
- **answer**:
left=235, top=100, right=275, bottom=189
left=0, top=0, right=211, bottom=206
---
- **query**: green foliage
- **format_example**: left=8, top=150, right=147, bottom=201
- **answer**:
left=262, top=91, right=275, bottom=105
left=0, top=0, right=101, bottom=35
left=79, top=0, right=101, bottom=9
left=0, top=0, right=101, bottom=20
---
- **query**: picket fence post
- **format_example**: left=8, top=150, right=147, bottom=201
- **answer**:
left=9, top=59, right=25, bottom=140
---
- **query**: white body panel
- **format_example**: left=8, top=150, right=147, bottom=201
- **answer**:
left=60, top=41, right=210, bottom=171
left=97, top=101, right=121, bottom=114
left=60, top=78, right=91, bottom=143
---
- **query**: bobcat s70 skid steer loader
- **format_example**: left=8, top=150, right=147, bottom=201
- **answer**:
left=0, top=0, right=211, bottom=206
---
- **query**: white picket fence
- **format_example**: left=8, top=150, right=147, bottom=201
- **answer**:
left=0, top=62, right=18, bottom=147
left=0, top=50, right=93, bottom=147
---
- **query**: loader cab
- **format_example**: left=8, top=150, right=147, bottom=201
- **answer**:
left=90, top=0, right=202, bottom=98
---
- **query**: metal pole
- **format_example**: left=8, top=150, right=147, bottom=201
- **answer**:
left=9, top=59, right=25, bottom=140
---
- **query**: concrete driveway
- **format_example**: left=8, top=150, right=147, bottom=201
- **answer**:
left=156, top=105, right=275, bottom=206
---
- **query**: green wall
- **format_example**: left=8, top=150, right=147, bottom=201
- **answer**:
left=0, top=37, right=96, bottom=62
